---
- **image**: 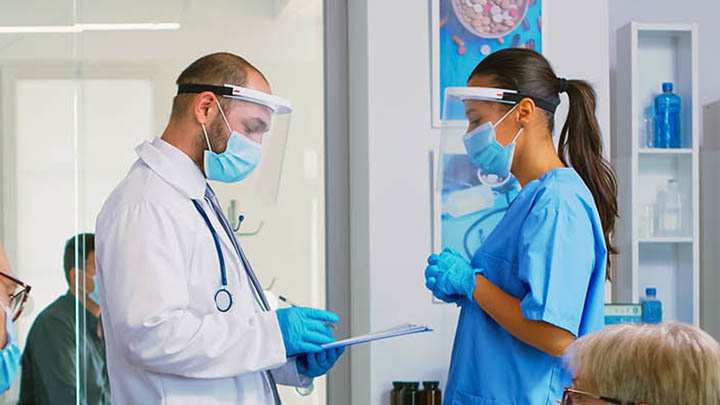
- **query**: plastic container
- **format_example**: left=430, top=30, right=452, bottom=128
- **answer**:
left=654, top=82, right=682, bottom=148
left=641, top=287, right=662, bottom=324
left=656, top=179, right=682, bottom=236
left=641, top=106, right=655, bottom=148
left=639, top=203, right=656, bottom=238
left=417, top=381, right=442, bottom=405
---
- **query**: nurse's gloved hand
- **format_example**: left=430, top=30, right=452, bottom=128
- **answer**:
left=426, top=250, right=466, bottom=304
left=297, top=347, right=345, bottom=378
left=425, top=248, right=480, bottom=302
left=276, top=307, right=338, bottom=357
left=424, top=262, right=465, bottom=305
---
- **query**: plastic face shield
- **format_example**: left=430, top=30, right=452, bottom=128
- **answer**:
left=433, top=87, right=522, bottom=260
left=437, top=86, right=519, bottom=194
left=178, top=83, right=293, bottom=204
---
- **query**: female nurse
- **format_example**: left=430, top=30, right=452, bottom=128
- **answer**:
left=425, top=48, right=617, bottom=404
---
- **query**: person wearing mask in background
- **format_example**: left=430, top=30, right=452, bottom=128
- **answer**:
left=95, top=52, right=343, bottom=405
left=425, top=48, right=617, bottom=404
left=19, top=233, right=110, bottom=404
left=563, top=322, right=720, bottom=404
left=0, top=242, right=31, bottom=394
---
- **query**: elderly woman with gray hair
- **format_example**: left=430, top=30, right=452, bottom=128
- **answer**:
left=560, top=322, right=720, bottom=404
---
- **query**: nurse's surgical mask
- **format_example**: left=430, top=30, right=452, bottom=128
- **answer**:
left=201, top=99, right=262, bottom=183
left=462, top=104, right=523, bottom=187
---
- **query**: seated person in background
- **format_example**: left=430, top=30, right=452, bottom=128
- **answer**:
left=562, top=322, right=720, bottom=405
left=20, top=233, right=110, bottom=405
left=0, top=242, right=31, bottom=394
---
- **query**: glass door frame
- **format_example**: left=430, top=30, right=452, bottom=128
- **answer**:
left=324, top=0, right=351, bottom=402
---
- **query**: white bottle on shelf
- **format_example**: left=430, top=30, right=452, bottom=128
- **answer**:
left=656, top=179, right=682, bottom=236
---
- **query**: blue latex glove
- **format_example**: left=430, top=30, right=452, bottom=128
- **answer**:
left=276, top=307, right=338, bottom=357
left=297, top=347, right=345, bottom=378
left=425, top=248, right=481, bottom=302
left=424, top=256, right=465, bottom=305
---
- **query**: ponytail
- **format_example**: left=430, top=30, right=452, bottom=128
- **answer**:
left=558, top=80, right=618, bottom=270
left=468, top=48, right=618, bottom=274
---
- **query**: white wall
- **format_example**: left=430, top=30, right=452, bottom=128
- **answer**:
left=609, top=0, right=720, bottom=144
left=348, top=1, right=611, bottom=404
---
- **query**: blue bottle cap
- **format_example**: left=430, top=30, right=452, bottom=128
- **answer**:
left=662, top=82, right=673, bottom=92
left=646, top=287, right=657, bottom=297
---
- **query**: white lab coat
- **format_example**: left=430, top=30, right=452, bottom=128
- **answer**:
left=95, top=138, right=309, bottom=404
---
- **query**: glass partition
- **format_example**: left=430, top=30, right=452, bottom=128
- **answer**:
left=0, top=1, right=326, bottom=403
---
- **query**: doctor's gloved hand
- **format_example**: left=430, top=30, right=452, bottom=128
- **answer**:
left=297, top=347, right=345, bottom=378
left=425, top=248, right=481, bottom=302
left=276, top=307, right=338, bottom=357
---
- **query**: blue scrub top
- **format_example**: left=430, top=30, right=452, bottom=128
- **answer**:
left=444, top=168, right=607, bottom=405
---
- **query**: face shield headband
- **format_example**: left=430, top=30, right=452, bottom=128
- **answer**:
left=454, top=87, right=559, bottom=114
left=177, top=83, right=292, bottom=115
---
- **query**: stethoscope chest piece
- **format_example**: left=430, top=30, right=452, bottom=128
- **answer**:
left=215, top=287, right=233, bottom=312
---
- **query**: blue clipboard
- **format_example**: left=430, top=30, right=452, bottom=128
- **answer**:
left=320, top=323, right=433, bottom=350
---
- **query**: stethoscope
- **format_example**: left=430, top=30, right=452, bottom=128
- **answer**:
left=192, top=200, right=234, bottom=312
left=192, top=198, right=282, bottom=402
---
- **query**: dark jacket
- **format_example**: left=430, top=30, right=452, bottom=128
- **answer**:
left=19, top=292, right=110, bottom=405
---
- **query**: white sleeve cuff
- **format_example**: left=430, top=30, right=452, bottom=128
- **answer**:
left=272, top=357, right=313, bottom=388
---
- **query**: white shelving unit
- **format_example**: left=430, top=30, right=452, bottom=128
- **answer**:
left=612, top=22, right=699, bottom=325
left=701, top=100, right=720, bottom=340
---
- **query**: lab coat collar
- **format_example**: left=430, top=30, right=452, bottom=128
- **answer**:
left=136, top=137, right=206, bottom=200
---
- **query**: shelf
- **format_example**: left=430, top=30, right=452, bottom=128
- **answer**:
left=613, top=22, right=699, bottom=326
left=639, top=148, right=693, bottom=155
left=639, top=237, right=693, bottom=244
left=638, top=242, right=694, bottom=323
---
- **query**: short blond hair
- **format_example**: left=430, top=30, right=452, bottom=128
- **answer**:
left=566, top=322, right=720, bottom=404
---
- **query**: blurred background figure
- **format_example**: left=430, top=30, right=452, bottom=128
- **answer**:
left=19, top=234, right=110, bottom=405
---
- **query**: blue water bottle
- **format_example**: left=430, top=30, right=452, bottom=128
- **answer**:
left=654, top=82, right=682, bottom=148
left=641, top=288, right=662, bottom=324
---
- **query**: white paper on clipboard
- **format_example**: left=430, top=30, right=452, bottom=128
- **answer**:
left=320, top=323, right=433, bottom=350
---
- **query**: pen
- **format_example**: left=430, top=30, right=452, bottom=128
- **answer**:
left=278, top=295, right=298, bottom=307
left=278, top=295, right=337, bottom=331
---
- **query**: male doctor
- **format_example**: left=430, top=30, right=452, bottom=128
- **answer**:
left=95, top=52, right=343, bottom=404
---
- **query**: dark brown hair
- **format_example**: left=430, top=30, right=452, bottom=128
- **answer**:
left=469, top=48, right=618, bottom=271
left=63, top=233, right=95, bottom=283
left=172, top=52, right=267, bottom=117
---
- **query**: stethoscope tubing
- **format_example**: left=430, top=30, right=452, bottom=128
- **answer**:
left=192, top=200, right=233, bottom=312
left=192, top=200, right=228, bottom=286
left=192, top=199, right=270, bottom=313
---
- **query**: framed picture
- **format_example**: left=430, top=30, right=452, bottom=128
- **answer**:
left=431, top=0, right=543, bottom=127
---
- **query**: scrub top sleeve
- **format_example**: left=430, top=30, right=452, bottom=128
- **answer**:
left=517, top=202, right=595, bottom=337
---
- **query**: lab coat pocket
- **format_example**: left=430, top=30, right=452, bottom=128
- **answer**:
left=452, top=391, right=513, bottom=405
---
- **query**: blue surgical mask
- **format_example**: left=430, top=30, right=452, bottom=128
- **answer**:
left=462, top=105, right=523, bottom=186
left=202, top=99, right=262, bottom=183
left=89, top=274, right=101, bottom=305
left=0, top=307, right=21, bottom=393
